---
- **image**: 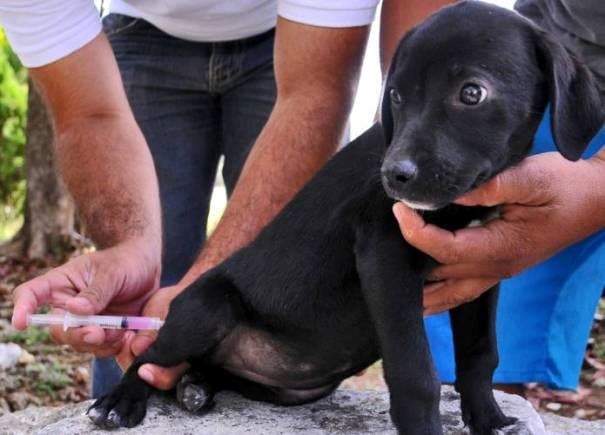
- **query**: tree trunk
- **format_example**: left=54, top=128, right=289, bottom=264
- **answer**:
left=1, top=80, right=75, bottom=258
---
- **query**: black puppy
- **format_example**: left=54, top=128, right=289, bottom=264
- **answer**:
left=88, top=2, right=604, bottom=434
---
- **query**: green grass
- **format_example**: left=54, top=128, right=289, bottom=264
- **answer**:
left=6, top=326, right=52, bottom=346
left=27, top=361, right=72, bottom=394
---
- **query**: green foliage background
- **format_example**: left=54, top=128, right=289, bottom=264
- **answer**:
left=0, top=29, right=27, bottom=238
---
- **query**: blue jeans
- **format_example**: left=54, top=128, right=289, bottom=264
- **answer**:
left=92, top=14, right=276, bottom=398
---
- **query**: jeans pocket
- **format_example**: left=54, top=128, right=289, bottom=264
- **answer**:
left=102, top=13, right=144, bottom=37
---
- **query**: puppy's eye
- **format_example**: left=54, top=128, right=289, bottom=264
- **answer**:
left=460, top=83, right=487, bottom=105
left=389, top=88, right=402, bottom=105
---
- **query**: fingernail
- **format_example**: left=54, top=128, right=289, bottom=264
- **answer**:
left=83, top=333, right=98, bottom=344
left=424, top=281, right=446, bottom=293
left=139, top=367, right=154, bottom=384
left=392, top=204, right=403, bottom=220
left=454, top=194, right=474, bottom=206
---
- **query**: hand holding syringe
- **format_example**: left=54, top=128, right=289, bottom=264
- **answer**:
left=27, top=313, right=164, bottom=331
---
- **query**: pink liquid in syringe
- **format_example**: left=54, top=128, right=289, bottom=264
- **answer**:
left=125, top=317, right=155, bottom=330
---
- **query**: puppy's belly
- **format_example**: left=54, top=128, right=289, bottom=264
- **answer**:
left=208, top=325, right=377, bottom=389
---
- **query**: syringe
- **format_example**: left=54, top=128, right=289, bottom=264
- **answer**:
left=27, top=313, right=164, bottom=331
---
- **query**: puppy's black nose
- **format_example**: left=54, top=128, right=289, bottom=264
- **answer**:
left=383, top=159, right=418, bottom=185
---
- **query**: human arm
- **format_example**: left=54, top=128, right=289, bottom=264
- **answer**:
left=178, top=0, right=457, bottom=290
left=11, top=33, right=162, bottom=353
left=129, top=0, right=460, bottom=390
left=181, top=18, right=368, bottom=283
left=379, top=0, right=456, bottom=75
left=392, top=149, right=605, bottom=315
left=123, top=16, right=370, bottom=388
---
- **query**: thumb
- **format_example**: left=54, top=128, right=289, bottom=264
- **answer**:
left=138, top=362, right=189, bottom=390
left=454, top=171, right=511, bottom=207
left=65, top=282, right=114, bottom=315
left=131, top=330, right=157, bottom=357
left=455, top=162, right=543, bottom=207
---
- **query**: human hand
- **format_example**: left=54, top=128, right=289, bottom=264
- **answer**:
left=116, top=283, right=189, bottom=390
left=393, top=152, right=605, bottom=316
left=11, top=239, right=160, bottom=357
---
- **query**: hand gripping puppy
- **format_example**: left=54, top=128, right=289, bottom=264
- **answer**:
left=88, top=2, right=604, bottom=434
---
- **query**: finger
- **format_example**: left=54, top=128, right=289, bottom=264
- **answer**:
left=131, top=331, right=157, bottom=357
left=116, top=331, right=137, bottom=371
left=394, top=203, right=517, bottom=266
left=138, top=362, right=189, bottom=391
left=429, top=261, right=513, bottom=281
left=11, top=263, right=91, bottom=329
left=12, top=286, right=43, bottom=330
left=65, top=281, right=114, bottom=315
left=47, top=305, right=125, bottom=351
left=455, top=159, right=550, bottom=207
left=66, top=332, right=124, bottom=357
left=392, top=203, right=427, bottom=243
left=50, top=323, right=125, bottom=354
left=11, top=274, right=61, bottom=330
left=424, top=303, right=457, bottom=317
left=88, top=339, right=126, bottom=358
left=423, top=278, right=497, bottom=315
left=393, top=203, right=465, bottom=264
left=423, top=281, right=446, bottom=295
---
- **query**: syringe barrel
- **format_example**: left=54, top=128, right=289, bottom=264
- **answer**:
left=27, top=313, right=64, bottom=326
left=26, top=313, right=164, bottom=330
left=64, top=313, right=126, bottom=330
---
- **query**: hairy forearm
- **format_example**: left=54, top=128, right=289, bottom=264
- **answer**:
left=588, top=147, right=605, bottom=228
left=29, top=34, right=162, bottom=255
left=182, top=91, right=353, bottom=283
left=54, top=115, right=161, bottom=250
left=180, top=19, right=368, bottom=285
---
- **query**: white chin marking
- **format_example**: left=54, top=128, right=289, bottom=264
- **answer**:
left=397, top=199, right=439, bottom=211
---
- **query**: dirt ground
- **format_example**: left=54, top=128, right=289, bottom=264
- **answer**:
left=1, top=256, right=604, bottom=421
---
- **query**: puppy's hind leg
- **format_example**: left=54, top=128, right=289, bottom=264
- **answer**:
left=88, top=273, right=243, bottom=428
left=176, top=367, right=217, bottom=413
left=449, top=285, right=516, bottom=435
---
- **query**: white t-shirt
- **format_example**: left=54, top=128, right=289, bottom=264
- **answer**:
left=0, top=0, right=380, bottom=68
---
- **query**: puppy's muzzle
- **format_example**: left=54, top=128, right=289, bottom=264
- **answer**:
left=381, top=159, right=418, bottom=189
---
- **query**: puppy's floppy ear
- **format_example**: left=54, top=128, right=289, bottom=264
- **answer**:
left=534, top=31, right=605, bottom=161
left=380, top=30, right=413, bottom=145
left=380, top=58, right=397, bottom=145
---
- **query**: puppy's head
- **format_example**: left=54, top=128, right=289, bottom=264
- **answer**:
left=380, top=1, right=604, bottom=210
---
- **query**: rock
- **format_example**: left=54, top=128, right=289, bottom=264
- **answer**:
left=540, top=412, right=605, bottom=434
left=0, top=386, right=556, bottom=434
left=0, top=397, right=10, bottom=416
left=0, top=318, right=17, bottom=337
left=17, top=349, right=35, bottom=365
left=74, top=366, right=90, bottom=385
left=0, top=343, right=23, bottom=370
left=545, top=402, right=562, bottom=412
left=592, top=377, right=605, bottom=388
left=0, top=370, right=22, bottom=394
left=6, top=391, right=31, bottom=412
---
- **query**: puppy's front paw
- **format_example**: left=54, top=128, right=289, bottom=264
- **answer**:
left=87, top=386, right=148, bottom=429
left=459, top=390, right=517, bottom=435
